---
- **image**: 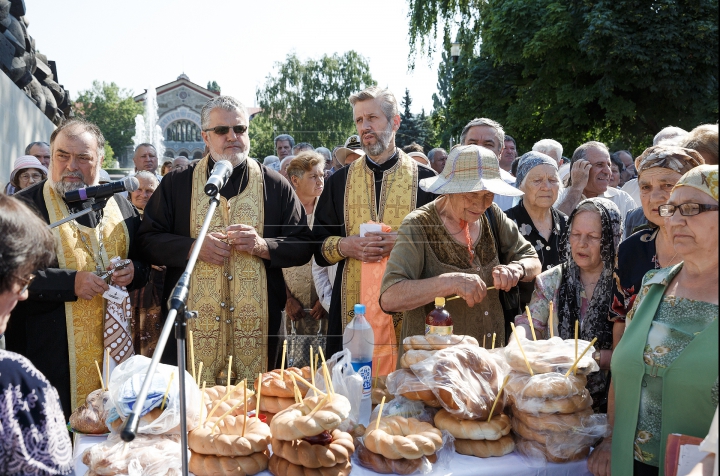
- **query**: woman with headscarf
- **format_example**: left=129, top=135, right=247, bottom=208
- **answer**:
left=380, top=145, right=541, bottom=347
left=515, top=197, right=623, bottom=409
left=505, top=152, right=569, bottom=322
left=588, top=165, right=718, bottom=476
left=611, top=146, right=704, bottom=323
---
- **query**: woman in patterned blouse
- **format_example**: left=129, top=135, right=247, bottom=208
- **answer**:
left=0, top=194, right=73, bottom=475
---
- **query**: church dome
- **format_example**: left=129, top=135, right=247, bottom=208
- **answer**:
left=177, top=73, right=190, bottom=81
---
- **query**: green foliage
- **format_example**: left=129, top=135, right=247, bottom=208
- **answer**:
left=253, top=51, right=376, bottom=157
left=408, top=0, right=719, bottom=154
left=396, top=89, right=437, bottom=151
left=102, top=143, right=115, bottom=168
left=74, top=81, right=143, bottom=158
left=207, top=81, right=221, bottom=94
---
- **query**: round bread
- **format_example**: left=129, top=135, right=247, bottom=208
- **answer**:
left=70, top=389, right=110, bottom=434
left=204, top=385, right=255, bottom=403
left=512, top=407, right=594, bottom=433
left=512, top=389, right=593, bottom=415
left=188, top=415, right=271, bottom=456
left=271, top=429, right=354, bottom=468
left=189, top=451, right=269, bottom=476
left=514, top=437, right=590, bottom=463
left=403, top=334, right=479, bottom=351
left=400, top=349, right=436, bottom=369
left=355, top=443, right=437, bottom=475
left=454, top=435, right=515, bottom=458
left=268, top=454, right=351, bottom=476
left=421, top=346, right=501, bottom=420
left=505, top=336, right=596, bottom=375
left=505, top=372, right=587, bottom=400
left=254, top=367, right=311, bottom=398
left=270, top=394, right=351, bottom=441
left=371, top=387, right=394, bottom=406
left=252, top=395, right=295, bottom=414
left=387, top=369, right=442, bottom=407
left=363, top=416, right=442, bottom=460
left=433, top=409, right=510, bottom=440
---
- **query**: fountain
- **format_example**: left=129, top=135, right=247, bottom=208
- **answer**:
left=132, top=85, right=165, bottom=159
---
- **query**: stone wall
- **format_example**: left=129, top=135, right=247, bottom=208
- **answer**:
left=0, top=0, right=71, bottom=126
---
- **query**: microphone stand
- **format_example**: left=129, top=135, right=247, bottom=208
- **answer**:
left=48, top=198, right=109, bottom=229
left=120, top=191, right=221, bottom=476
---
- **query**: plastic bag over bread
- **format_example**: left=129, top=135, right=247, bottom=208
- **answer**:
left=386, top=369, right=442, bottom=408
left=409, top=345, right=509, bottom=420
left=504, top=334, right=599, bottom=375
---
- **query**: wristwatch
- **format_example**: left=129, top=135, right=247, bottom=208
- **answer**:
left=510, top=261, right=526, bottom=280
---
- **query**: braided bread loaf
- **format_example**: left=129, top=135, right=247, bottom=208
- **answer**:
left=254, top=367, right=311, bottom=398
left=403, top=334, right=479, bottom=351
left=512, top=407, right=593, bottom=433
left=363, top=416, right=442, bottom=460
left=512, top=389, right=592, bottom=415
left=271, top=430, right=354, bottom=468
left=454, top=435, right=515, bottom=458
left=189, top=451, right=269, bottom=476
left=270, top=394, right=351, bottom=441
left=400, top=350, right=436, bottom=369
left=188, top=415, right=271, bottom=456
left=355, top=443, right=437, bottom=475
left=433, top=409, right=511, bottom=440
left=268, top=454, right=352, bottom=476
left=505, top=372, right=587, bottom=400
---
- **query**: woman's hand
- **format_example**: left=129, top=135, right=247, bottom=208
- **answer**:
left=491, top=264, right=522, bottom=291
left=448, top=273, right=488, bottom=307
left=587, top=436, right=612, bottom=476
left=310, top=300, right=327, bottom=321
left=285, top=295, right=305, bottom=321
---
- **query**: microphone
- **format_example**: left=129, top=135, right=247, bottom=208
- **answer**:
left=64, top=177, right=140, bottom=202
left=204, top=160, right=233, bottom=196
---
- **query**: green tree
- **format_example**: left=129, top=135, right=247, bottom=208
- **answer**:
left=207, top=81, right=221, bottom=94
left=408, top=0, right=718, bottom=153
left=253, top=51, right=376, bottom=157
left=74, top=81, right=143, bottom=159
left=102, top=143, right=115, bottom=169
left=396, top=89, right=422, bottom=148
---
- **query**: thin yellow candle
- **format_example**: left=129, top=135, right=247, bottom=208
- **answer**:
left=210, top=395, right=246, bottom=433
left=291, top=374, right=326, bottom=397
left=574, top=320, right=579, bottom=376
left=105, top=348, right=110, bottom=390
left=526, top=306, right=537, bottom=341
left=199, top=381, right=206, bottom=424
left=241, top=380, right=248, bottom=437
left=307, top=393, right=329, bottom=417
left=94, top=360, right=105, bottom=391
left=227, top=355, right=233, bottom=387
left=160, top=373, right=174, bottom=410
left=483, top=334, right=486, bottom=348
left=375, top=396, right=386, bottom=431
left=189, top=330, right=195, bottom=381
left=255, top=373, right=262, bottom=418
left=565, top=337, right=598, bottom=377
left=492, top=333, right=497, bottom=350
left=280, top=340, right=287, bottom=372
left=487, top=375, right=510, bottom=423
left=310, top=347, right=316, bottom=396
left=196, top=361, right=203, bottom=387
left=290, top=373, right=301, bottom=404
left=206, top=384, right=238, bottom=421
left=548, top=301, right=554, bottom=338
left=510, top=323, right=534, bottom=376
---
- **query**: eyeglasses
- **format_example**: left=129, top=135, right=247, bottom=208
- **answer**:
left=19, top=172, right=43, bottom=181
left=658, top=203, right=719, bottom=217
left=15, top=273, right=36, bottom=294
left=202, top=125, right=248, bottom=135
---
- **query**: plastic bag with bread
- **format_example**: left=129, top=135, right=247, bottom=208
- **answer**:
left=385, top=369, right=442, bottom=408
left=81, top=432, right=183, bottom=475
left=409, top=345, right=509, bottom=420
left=70, top=388, right=110, bottom=434
left=504, top=332, right=599, bottom=375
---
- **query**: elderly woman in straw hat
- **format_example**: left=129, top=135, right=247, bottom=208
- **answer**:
left=379, top=145, right=541, bottom=346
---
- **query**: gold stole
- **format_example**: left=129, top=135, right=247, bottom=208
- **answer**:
left=340, top=152, right=418, bottom=328
left=187, top=156, right=268, bottom=385
left=43, top=181, right=129, bottom=409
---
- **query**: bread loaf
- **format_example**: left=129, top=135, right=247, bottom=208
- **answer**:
left=454, top=435, right=515, bottom=458
left=70, top=388, right=110, bottom=434
left=253, top=367, right=311, bottom=398
left=268, top=454, right=352, bottom=476
left=271, top=429, right=354, bottom=468
left=433, top=409, right=510, bottom=440
left=505, top=372, right=587, bottom=400
left=189, top=451, right=269, bottom=476
left=363, top=416, right=442, bottom=460
left=270, top=394, right=351, bottom=441
left=512, top=407, right=593, bottom=433
left=403, top=334, right=479, bottom=351
left=512, top=389, right=592, bottom=415
left=514, top=437, right=590, bottom=463
left=188, top=415, right=271, bottom=456
left=355, top=443, right=437, bottom=475
left=400, top=350, right=436, bottom=369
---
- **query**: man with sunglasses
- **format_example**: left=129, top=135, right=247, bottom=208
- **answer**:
left=136, top=95, right=315, bottom=384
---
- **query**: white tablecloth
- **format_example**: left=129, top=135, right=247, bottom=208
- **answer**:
left=74, top=434, right=592, bottom=476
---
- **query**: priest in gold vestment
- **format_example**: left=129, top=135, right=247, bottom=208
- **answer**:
left=7, top=119, right=149, bottom=419
left=313, top=86, right=437, bottom=374
left=136, top=96, right=314, bottom=385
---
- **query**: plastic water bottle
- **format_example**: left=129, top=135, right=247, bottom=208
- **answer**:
left=343, top=303, right=374, bottom=425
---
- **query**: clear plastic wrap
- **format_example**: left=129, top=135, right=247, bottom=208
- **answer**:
left=369, top=395, right=436, bottom=425
left=504, top=372, right=588, bottom=401
left=81, top=432, right=184, bottom=475
left=512, top=388, right=593, bottom=415
left=504, top=333, right=599, bottom=375
left=385, top=369, right=441, bottom=408
left=106, top=355, right=202, bottom=435
left=313, top=348, right=363, bottom=431
left=354, top=428, right=455, bottom=475
left=409, top=345, right=509, bottom=420
left=70, top=389, right=111, bottom=434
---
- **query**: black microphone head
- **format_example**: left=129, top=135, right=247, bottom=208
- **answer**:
left=124, top=176, right=140, bottom=193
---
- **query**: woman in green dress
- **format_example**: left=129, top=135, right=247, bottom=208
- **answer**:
left=588, top=165, right=719, bottom=476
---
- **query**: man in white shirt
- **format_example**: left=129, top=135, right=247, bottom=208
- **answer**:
left=555, top=141, right=636, bottom=220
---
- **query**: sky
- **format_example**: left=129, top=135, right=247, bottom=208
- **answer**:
left=26, top=0, right=443, bottom=114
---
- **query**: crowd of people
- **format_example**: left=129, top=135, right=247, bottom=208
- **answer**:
left=0, top=84, right=717, bottom=476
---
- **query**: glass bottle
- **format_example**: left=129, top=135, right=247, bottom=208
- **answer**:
left=425, top=297, right=452, bottom=335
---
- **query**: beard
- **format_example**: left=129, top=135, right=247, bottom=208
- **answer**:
left=362, top=123, right=394, bottom=157
left=211, top=145, right=249, bottom=166
left=52, top=171, right=87, bottom=197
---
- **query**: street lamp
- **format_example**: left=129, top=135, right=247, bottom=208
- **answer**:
left=450, top=42, right=461, bottom=63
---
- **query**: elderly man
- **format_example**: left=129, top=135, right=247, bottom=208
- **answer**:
left=532, top=139, right=563, bottom=165
left=274, top=134, right=295, bottom=160
left=427, top=147, right=448, bottom=174
left=26, top=140, right=51, bottom=168
left=313, top=86, right=437, bottom=374
left=6, top=119, right=149, bottom=419
left=293, top=142, right=314, bottom=154
left=279, top=155, right=294, bottom=179
left=500, top=135, right=518, bottom=173
left=136, top=96, right=314, bottom=384
left=171, top=155, right=190, bottom=172
left=130, top=143, right=161, bottom=179
left=459, top=117, right=516, bottom=211
left=555, top=141, right=636, bottom=219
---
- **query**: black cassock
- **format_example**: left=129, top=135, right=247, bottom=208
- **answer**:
left=312, top=154, right=438, bottom=357
left=135, top=157, right=315, bottom=369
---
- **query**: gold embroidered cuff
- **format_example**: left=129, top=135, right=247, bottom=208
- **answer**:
left=321, top=236, right=345, bottom=264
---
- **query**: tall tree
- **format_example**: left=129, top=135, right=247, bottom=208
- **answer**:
left=407, top=0, right=718, bottom=153
left=252, top=51, right=376, bottom=158
left=396, top=89, right=422, bottom=148
left=74, top=81, right=143, bottom=159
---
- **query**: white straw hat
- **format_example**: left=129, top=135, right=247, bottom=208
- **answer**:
left=419, top=144, right=524, bottom=196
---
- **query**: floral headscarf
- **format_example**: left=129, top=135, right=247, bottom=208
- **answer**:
left=635, top=145, right=704, bottom=177
left=557, top=197, right=623, bottom=403
left=514, top=151, right=558, bottom=189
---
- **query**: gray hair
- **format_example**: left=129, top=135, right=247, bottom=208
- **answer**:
left=25, top=141, right=50, bottom=154
left=571, top=141, right=609, bottom=164
left=459, top=118, right=505, bottom=146
left=653, top=126, right=688, bottom=146
left=427, top=148, right=447, bottom=163
left=315, top=147, right=331, bottom=161
left=263, top=155, right=280, bottom=165
left=134, top=170, right=160, bottom=186
left=200, top=96, right=249, bottom=130
left=133, top=143, right=156, bottom=156
left=532, top=139, right=563, bottom=162
left=349, top=86, right=398, bottom=123
left=274, top=134, right=295, bottom=148
left=293, top=142, right=314, bottom=153
left=280, top=156, right=294, bottom=169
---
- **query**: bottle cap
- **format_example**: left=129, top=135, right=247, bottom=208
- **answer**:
left=435, top=297, right=445, bottom=307
left=354, top=304, right=366, bottom=315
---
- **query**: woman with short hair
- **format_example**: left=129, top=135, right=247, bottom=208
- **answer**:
left=4, top=155, right=48, bottom=195
left=0, top=194, right=73, bottom=475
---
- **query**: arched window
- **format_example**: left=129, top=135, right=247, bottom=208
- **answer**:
left=165, top=120, right=201, bottom=142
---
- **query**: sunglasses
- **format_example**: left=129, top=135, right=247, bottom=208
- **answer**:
left=202, top=125, right=248, bottom=135
left=15, top=273, right=36, bottom=294
left=658, top=203, right=719, bottom=217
